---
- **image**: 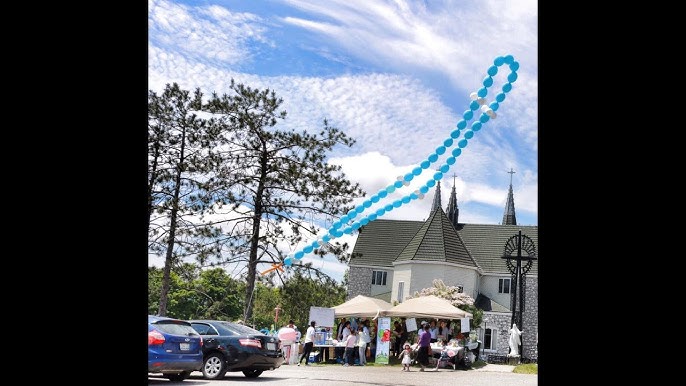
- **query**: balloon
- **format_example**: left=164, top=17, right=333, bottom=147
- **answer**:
left=482, top=76, right=493, bottom=87
left=464, top=130, right=474, bottom=139
left=384, top=204, right=393, bottom=212
left=489, top=101, right=500, bottom=111
left=322, top=234, right=331, bottom=242
left=479, top=114, right=489, bottom=123
left=457, top=120, right=467, bottom=130
left=502, top=82, right=513, bottom=93
left=439, top=164, right=449, bottom=173
left=378, top=190, right=388, bottom=198
left=420, top=160, right=430, bottom=169
left=494, top=56, right=505, bottom=66
left=295, top=251, right=304, bottom=259
left=450, top=129, right=461, bottom=139
left=278, top=327, right=297, bottom=342
left=433, top=172, right=443, bottom=181
left=443, top=138, right=453, bottom=147
left=412, top=167, right=422, bottom=176
left=496, top=92, right=506, bottom=102
left=348, top=209, right=357, bottom=217
left=303, top=245, right=313, bottom=253
left=446, top=156, right=456, bottom=165
left=471, top=121, right=483, bottom=131
left=386, top=185, right=395, bottom=194
left=503, top=55, right=514, bottom=64
left=463, top=110, right=473, bottom=120
left=452, top=148, right=462, bottom=157
left=507, top=72, right=518, bottom=83
left=284, top=257, right=293, bottom=266
left=477, top=87, right=487, bottom=98
left=510, top=61, right=520, bottom=71
left=371, top=195, right=379, bottom=203
left=368, top=213, right=377, bottom=221
left=360, top=218, right=369, bottom=226
left=343, top=227, right=352, bottom=234
left=376, top=208, right=385, bottom=216
left=355, top=206, right=365, bottom=213
left=402, top=196, right=411, bottom=204
left=393, top=200, right=402, bottom=208
left=406, top=172, right=416, bottom=180
left=428, top=153, right=438, bottom=162
left=469, top=100, right=479, bottom=111
left=436, top=145, right=446, bottom=155
left=458, top=139, right=468, bottom=148
left=419, top=186, right=429, bottom=194
left=487, top=65, right=498, bottom=76
left=487, top=110, right=497, bottom=119
left=477, top=97, right=487, bottom=106
left=351, top=222, right=361, bottom=231
left=426, top=179, right=436, bottom=187
left=469, top=92, right=478, bottom=100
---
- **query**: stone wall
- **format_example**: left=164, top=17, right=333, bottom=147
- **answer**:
left=347, top=266, right=372, bottom=300
left=521, top=277, right=538, bottom=361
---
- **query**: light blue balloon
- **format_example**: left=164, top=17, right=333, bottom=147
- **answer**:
left=328, top=228, right=337, bottom=236
left=436, top=146, right=446, bottom=155
left=393, top=200, right=402, bottom=208
left=303, top=245, right=313, bottom=253
left=421, top=160, right=430, bottom=169
left=510, top=61, right=520, bottom=71
left=464, top=130, right=474, bottom=139
left=340, top=215, right=349, bottom=223
left=479, top=114, right=489, bottom=123
left=452, top=148, right=462, bottom=157
left=369, top=213, right=377, bottom=221
left=371, top=195, right=379, bottom=203
left=311, top=240, right=320, bottom=248
left=404, top=173, right=414, bottom=182
left=440, top=164, right=449, bottom=173
left=378, top=190, right=388, bottom=198
left=334, top=230, right=343, bottom=238
left=469, top=100, right=479, bottom=111
left=487, top=65, right=498, bottom=76
left=348, top=209, right=357, bottom=217
left=402, top=196, right=411, bottom=204
left=450, top=129, right=460, bottom=139
left=433, top=172, right=443, bottom=180
left=472, top=121, right=483, bottom=131
left=458, top=139, right=468, bottom=148
left=496, top=93, right=506, bottom=102
left=386, top=185, right=396, bottom=194
left=494, top=56, right=505, bottom=66
left=428, top=153, right=438, bottom=162
left=360, top=218, right=369, bottom=226
left=409, top=192, right=418, bottom=200
left=443, top=138, right=453, bottom=147
left=376, top=208, right=385, bottom=216
left=384, top=204, right=393, bottom=212
left=446, top=156, right=456, bottom=165
left=457, top=120, right=467, bottom=130
left=343, top=227, right=352, bottom=235
left=394, top=180, right=403, bottom=188
left=503, top=55, right=514, bottom=64
left=331, top=221, right=341, bottom=229
left=295, top=251, right=304, bottom=259
left=420, top=186, right=429, bottom=194
left=463, top=110, right=473, bottom=120
left=502, top=83, right=512, bottom=93
left=355, top=206, right=365, bottom=213
left=351, top=222, right=361, bottom=231
left=426, top=179, right=436, bottom=187
left=322, top=234, right=331, bottom=242
left=489, top=102, right=500, bottom=111
left=284, top=257, right=293, bottom=266
left=412, top=167, right=422, bottom=176
left=483, top=76, right=493, bottom=87
left=477, top=87, right=488, bottom=98
left=507, top=72, right=518, bottom=83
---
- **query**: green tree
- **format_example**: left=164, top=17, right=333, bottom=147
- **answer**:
left=202, top=80, right=364, bottom=323
left=148, top=83, right=229, bottom=316
left=279, top=269, right=347, bottom=330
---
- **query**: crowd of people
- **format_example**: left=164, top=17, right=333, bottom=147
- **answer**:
left=281, top=316, right=471, bottom=370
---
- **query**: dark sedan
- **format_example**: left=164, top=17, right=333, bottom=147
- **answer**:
left=189, top=320, right=283, bottom=379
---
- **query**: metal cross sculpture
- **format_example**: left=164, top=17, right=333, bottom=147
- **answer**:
left=501, top=230, right=537, bottom=357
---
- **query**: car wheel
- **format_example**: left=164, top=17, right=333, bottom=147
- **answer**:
left=202, top=353, right=227, bottom=379
left=242, top=369, right=263, bottom=378
left=166, top=371, right=190, bottom=382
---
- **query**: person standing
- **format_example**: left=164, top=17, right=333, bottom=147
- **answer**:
left=298, top=320, right=316, bottom=366
left=392, top=320, right=402, bottom=355
left=398, top=343, right=413, bottom=371
left=357, top=322, right=371, bottom=366
left=343, top=328, right=357, bottom=367
left=335, top=318, right=347, bottom=362
left=429, top=320, right=438, bottom=343
left=416, top=323, right=431, bottom=371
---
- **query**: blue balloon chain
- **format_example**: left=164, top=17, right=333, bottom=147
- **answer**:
left=284, top=54, right=519, bottom=266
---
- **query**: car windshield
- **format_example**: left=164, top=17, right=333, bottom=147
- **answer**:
left=153, top=320, right=199, bottom=336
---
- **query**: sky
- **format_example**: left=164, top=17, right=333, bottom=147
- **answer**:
left=148, top=0, right=538, bottom=283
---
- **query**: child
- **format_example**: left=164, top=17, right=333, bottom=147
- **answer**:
left=398, top=343, right=412, bottom=371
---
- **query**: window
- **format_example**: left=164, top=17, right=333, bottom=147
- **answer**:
left=397, top=281, right=404, bottom=303
left=498, top=278, right=511, bottom=294
left=483, top=328, right=496, bottom=350
left=372, top=270, right=387, bottom=286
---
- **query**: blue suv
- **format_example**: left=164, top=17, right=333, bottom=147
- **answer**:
left=148, top=315, right=203, bottom=381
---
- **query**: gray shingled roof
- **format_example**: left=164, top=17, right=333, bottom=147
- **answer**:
left=456, top=224, right=538, bottom=275
left=394, top=208, right=479, bottom=269
left=350, top=218, right=538, bottom=276
left=349, top=219, right=422, bottom=268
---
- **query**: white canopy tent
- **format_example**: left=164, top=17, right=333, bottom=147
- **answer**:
left=384, top=295, right=473, bottom=319
left=331, top=295, right=393, bottom=318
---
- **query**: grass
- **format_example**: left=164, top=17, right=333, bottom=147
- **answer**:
left=513, top=363, right=538, bottom=374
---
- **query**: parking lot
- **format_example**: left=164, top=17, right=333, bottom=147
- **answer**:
left=148, top=362, right=537, bottom=385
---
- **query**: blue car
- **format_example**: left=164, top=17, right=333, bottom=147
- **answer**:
left=148, top=315, right=204, bottom=382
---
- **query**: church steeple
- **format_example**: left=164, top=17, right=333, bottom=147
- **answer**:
left=431, top=179, right=442, bottom=212
left=502, top=168, right=517, bottom=225
left=446, top=173, right=460, bottom=227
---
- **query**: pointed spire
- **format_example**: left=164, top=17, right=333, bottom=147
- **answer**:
left=431, top=179, right=442, bottom=212
left=446, top=173, right=460, bottom=227
left=502, top=168, right=517, bottom=225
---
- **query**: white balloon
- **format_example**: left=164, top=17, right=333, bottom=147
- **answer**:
left=486, top=110, right=497, bottom=119
left=469, top=92, right=478, bottom=100
left=477, top=98, right=487, bottom=105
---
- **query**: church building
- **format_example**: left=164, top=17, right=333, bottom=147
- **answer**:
left=346, top=172, right=538, bottom=361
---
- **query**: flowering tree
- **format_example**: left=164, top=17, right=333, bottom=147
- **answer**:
left=411, top=279, right=483, bottom=330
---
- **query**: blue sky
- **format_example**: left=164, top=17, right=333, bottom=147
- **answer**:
left=148, top=0, right=538, bottom=283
